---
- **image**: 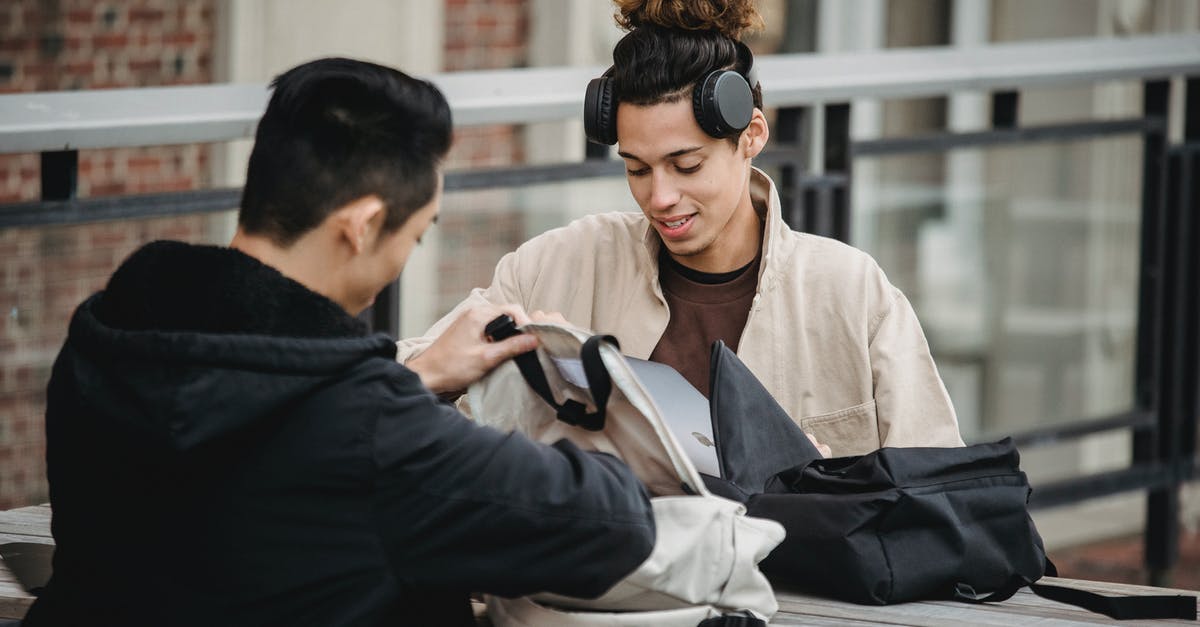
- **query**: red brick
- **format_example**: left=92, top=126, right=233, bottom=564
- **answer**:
left=130, top=59, right=164, bottom=77
left=63, top=60, right=94, bottom=76
left=13, top=366, right=33, bottom=392
left=16, top=263, right=36, bottom=283
left=92, top=33, right=128, bottom=49
left=9, top=417, right=28, bottom=439
left=0, top=36, right=30, bottom=52
left=88, top=226, right=133, bottom=248
left=66, top=9, right=94, bottom=25
left=163, top=31, right=197, bottom=46
left=128, top=7, right=165, bottom=23
left=87, top=181, right=126, bottom=196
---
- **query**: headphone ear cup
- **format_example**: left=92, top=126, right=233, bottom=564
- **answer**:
left=584, top=76, right=618, bottom=145
left=693, top=72, right=719, bottom=137
left=692, top=70, right=753, bottom=139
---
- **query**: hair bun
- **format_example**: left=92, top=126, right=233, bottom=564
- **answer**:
left=614, top=0, right=764, bottom=40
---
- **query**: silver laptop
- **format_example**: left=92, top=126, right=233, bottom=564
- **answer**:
left=550, top=354, right=719, bottom=476
left=625, top=357, right=720, bottom=477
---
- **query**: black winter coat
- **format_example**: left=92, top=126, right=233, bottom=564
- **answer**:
left=23, top=241, right=655, bottom=627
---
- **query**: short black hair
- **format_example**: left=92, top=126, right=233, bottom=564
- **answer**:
left=239, top=57, right=452, bottom=245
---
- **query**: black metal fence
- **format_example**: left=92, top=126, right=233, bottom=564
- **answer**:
left=1, top=78, right=1197, bottom=585
left=772, top=80, right=1199, bottom=585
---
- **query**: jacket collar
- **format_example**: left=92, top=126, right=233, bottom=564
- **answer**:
left=638, top=167, right=788, bottom=295
left=70, top=241, right=391, bottom=454
left=95, top=240, right=368, bottom=338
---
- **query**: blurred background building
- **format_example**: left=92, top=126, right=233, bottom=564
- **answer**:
left=1, top=0, right=1197, bottom=587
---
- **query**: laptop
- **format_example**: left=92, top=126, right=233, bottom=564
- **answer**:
left=550, top=355, right=720, bottom=477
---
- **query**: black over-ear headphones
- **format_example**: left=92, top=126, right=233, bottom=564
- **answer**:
left=584, top=42, right=758, bottom=146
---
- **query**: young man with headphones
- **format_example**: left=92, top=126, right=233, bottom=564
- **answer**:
left=398, top=1, right=963, bottom=457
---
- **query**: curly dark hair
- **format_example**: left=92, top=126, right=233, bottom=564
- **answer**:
left=609, top=0, right=763, bottom=116
left=613, top=0, right=764, bottom=39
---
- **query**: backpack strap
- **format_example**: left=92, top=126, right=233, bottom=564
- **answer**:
left=953, top=559, right=1197, bottom=620
left=1026, top=580, right=1197, bottom=620
left=498, top=320, right=617, bottom=431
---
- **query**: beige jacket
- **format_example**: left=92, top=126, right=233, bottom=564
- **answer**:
left=397, top=168, right=963, bottom=456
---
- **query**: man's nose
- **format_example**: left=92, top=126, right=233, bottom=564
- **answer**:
left=648, top=171, right=680, bottom=211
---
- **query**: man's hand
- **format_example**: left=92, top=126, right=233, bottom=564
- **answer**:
left=806, top=432, right=832, bottom=458
left=406, top=304, right=540, bottom=395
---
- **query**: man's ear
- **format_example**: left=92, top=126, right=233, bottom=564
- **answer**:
left=333, top=195, right=386, bottom=255
left=741, top=109, right=770, bottom=159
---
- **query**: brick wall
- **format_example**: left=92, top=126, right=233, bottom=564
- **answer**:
left=0, top=0, right=218, bottom=509
left=0, top=1, right=215, bottom=203
left=0, top=0, right=532, bottom=508
left=438, top=0, right=530, bottom=317
left=442, top=0, right=528, bottom=169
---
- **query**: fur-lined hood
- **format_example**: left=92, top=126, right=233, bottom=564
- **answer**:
left=60, top=240, right=397, bottom=454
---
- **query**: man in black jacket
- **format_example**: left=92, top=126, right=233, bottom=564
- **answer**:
left=23, top=58, right=655, bottom=626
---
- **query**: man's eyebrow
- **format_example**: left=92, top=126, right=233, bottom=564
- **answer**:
left=617, top=146, right=704, bottom=162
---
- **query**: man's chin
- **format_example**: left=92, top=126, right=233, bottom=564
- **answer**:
left=351, top=296, right=376, bottom=317
left=663, top=241, right=703, bottom=258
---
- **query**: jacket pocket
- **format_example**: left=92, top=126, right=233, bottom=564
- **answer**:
left=800, top=400, right=879, bottom=457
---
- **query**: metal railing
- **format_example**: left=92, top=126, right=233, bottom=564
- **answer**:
left=1, top=33, right=1197, bottom=583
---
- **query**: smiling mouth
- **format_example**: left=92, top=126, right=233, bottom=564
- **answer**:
left=661, top=215, right=694, bottom=228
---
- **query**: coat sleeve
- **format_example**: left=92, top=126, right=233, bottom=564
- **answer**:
left=868, top=288, right=965, bottom=448
left=394, top=249, right=527, bottom=365
left=370, top=367, right=655, bottom=599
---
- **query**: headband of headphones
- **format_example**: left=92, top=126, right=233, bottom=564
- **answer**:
left=584, top=41, right=758, bottom=146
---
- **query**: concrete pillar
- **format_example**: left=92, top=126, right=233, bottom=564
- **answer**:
left=817, top=0, right=885, bottom=249
left=521, top=0, right=630, bottom=236
left=931, top=0, right=991, bottom=440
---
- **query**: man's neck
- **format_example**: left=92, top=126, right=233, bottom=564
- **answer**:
left=229, top=228, right=353, bottom=314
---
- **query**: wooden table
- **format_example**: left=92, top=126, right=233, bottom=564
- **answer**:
left=0, top=504, right=52, bottom=620
left=2, top=504, right=1196, bottom=624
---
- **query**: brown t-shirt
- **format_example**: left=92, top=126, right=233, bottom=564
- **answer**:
left=648, top=249, right=761, bottom=397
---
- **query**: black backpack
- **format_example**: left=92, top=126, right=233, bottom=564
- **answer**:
left=702, top=341, right=1196, bottom=621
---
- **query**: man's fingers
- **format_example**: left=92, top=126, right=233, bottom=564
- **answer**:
left=483, top=334, right=539, bottom=367
left=495, top=304, right=533, bottom=327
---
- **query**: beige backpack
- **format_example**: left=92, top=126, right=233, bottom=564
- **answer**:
left=467, top=323, right=783, bottom=626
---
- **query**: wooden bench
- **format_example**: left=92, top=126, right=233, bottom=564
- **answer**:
left=2, top=504, right=1195, bottom=624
